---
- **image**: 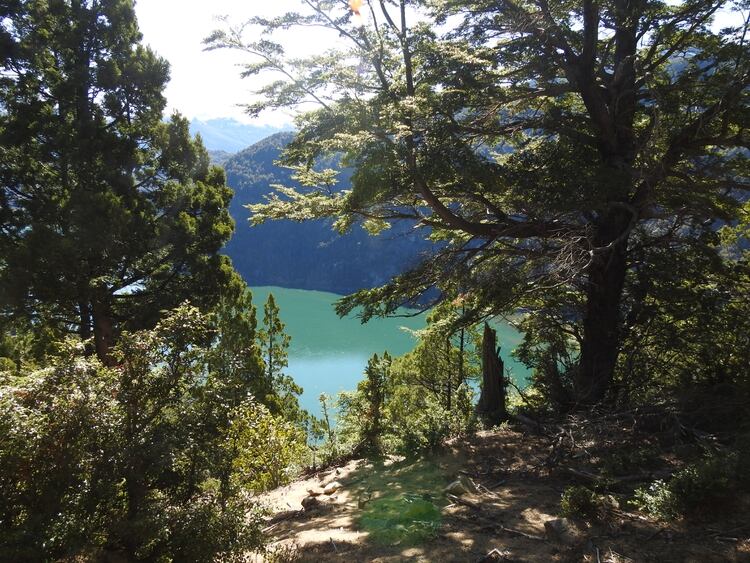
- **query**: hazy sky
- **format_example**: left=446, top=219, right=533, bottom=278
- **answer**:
left=134, top=1, right=745, bottom=126
left=134, top=0, right=342, bottom=126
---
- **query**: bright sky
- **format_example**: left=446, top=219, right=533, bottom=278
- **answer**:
left=134, top=1, right=746, bottom=126
left=134, top=0, right=341, bottom=126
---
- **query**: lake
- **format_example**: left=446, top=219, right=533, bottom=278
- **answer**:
left=250, top=286, right=530, bottom=415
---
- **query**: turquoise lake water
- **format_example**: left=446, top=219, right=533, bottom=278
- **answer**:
left=250, top=286, right=529, bottom=415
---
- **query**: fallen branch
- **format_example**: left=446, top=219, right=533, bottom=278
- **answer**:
left=266, top=509, right=302, bottom=526
left=512, top=413, right=546, bottom=434
left=498, top=525, right=546, bottom=541
left=565, top=467, right=672, bottom=485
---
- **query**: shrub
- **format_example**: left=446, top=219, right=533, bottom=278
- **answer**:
left=227, top=400, right=307, bottom=491
left=560, top=485, right=613, bottom=522
left=0, top=307, right=271, bottom=561
left=632, top=454, right=738, bottom=520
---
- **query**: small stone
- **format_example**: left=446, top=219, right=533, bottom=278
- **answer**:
left=323, top=480, right=342, bottom=495
left=544, top=518, right=581, bottom=545
left=444, top=480, right=470, bottom=496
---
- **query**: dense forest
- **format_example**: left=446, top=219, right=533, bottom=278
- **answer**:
left=1, top=0, right=749, bottom=561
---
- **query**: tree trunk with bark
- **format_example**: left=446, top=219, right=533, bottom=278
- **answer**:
left=477, top=323, right=507, bottom=425
left=573, top=209, right=631, bottom=405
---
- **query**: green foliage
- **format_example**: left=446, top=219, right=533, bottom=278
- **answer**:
left=334, top=305, right=479, bottom=457
left=386, top=388, right=466, bottom=453
left=308, top=392, right=341, bottom=465
left=632, top=454, right=740, bottom=521
left=560, top=486, right=613, bottom=523
left=212, top=0, right=750, bottom=406
left=227, top=400, right=307, bottom=492
left=0, top=0, right=237, bottom=364
left=0, top=305, right=287, bottom=560
left=258, top=293, right=304, bottom=423
left=220, top=132, right=430, bottom=298
left=335, top=355, right=389, bottom=457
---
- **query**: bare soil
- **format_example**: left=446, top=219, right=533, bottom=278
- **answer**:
left=256, top=427, right=750, bottom=562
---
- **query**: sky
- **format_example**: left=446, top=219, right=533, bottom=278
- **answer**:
left=134, top=0, right=343, bottom=127
left=134, top=1, right=746, bottom=127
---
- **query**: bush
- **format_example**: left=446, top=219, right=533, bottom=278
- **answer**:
left=0, top=307, right=271, bottom=561
left=632, top=454, right=738, bottom=520
left=227, top=400, right=307, bottom=491
left=560, top=486, right=613, bottom=522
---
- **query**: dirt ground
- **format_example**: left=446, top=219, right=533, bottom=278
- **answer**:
left=256, top=428, right=750, bottom=562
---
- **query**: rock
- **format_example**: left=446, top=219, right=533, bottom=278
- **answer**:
left=301, top=495, right=320, bottom=510
left=444, top=480, right=469, bottom=496
left=544, top=518, right=581, bottom=545
left=444, top=475, right=478, bottom=496
left=323, top=480, right=342, bottom=495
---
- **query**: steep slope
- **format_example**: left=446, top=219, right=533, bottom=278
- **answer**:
left=223, top=133, right=432, bottom=294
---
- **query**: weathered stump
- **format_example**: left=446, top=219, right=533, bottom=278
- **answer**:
left=476, top=322, right=507, bottom=426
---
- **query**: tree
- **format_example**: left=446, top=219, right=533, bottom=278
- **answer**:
left=0, top=0, right=236, bottom=365
left=398, top=299, right=481, bottom=411
left=207, top=288, right=269, bottom=408
left=257, top=293, right=302, bottom=418
left=209, top=0, right=750, bottom=407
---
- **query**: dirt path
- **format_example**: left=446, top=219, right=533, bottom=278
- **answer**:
left=257, top=429, right=750, bottom=562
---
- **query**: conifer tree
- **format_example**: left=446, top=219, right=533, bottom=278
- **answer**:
left=0, top=0, right=236, bottom=364
left=258, top=293, right=290, bottom=384
left=257, top=293, right=301, bottom=418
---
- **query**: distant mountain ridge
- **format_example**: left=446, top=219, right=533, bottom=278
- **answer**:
left=189, top=117, right=290, bottom=153
left=221, top=132, right=433, bottom=294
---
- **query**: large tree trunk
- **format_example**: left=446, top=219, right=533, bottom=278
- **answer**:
left=477, top=323, right=507, bottom=425
left=574, top=213, right=630, bottom=405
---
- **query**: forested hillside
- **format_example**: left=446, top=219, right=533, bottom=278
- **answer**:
left=223, top=133, right=434, bottom=294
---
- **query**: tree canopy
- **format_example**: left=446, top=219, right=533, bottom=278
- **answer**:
left=208, top=0, right=750, bottom=407
left=0, top=0, right=237, bottom=364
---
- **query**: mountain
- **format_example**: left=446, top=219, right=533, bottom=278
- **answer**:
left=189, top=118, right=290, bottom=153
left=222, top=133, right=433, bottom=295
left=207, top=149, right=233, bottom=166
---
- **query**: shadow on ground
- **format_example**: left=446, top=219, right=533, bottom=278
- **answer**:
left=261, top=429, right=750, bottom=562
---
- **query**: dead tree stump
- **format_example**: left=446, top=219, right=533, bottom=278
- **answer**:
left=477, top=322, right=507, bottom=426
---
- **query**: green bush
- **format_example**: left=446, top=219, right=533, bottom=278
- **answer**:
left=227, top=400, right=307, bottom=491
left=560, top=486, right=612, bottom=522
left=0, top=307, right=272, bottom=561
left=632, top=454, right=738, bottom=520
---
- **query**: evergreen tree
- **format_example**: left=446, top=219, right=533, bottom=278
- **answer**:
left=207, top=288, right=268, bottom=407
left=209, top=0, right=750, bottom=407
left=361, top=352, right=390, bottom=453
left=257, top=293, right=301, bottom=419
left=258, top=293, right=290, bottom=384
left=0, top=0, right=236, bottom=364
